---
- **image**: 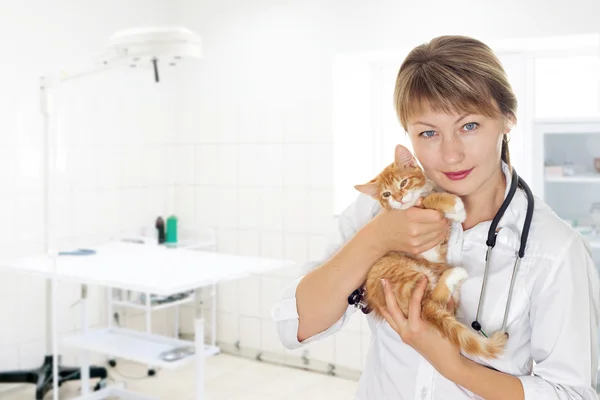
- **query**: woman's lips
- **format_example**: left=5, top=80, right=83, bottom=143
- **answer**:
left=444, top=168, right=473, bottom=181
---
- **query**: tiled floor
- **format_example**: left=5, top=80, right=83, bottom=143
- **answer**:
left=2, top=354, right=359, bottom=399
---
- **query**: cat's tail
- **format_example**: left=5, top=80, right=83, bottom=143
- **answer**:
left=422, top=302, right=507, bottom=359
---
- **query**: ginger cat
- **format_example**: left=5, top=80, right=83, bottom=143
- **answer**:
left=354, top=145, right=507, bottom=359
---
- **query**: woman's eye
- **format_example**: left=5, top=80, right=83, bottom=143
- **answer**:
left=463, top=122, right=479, bottom=131
left=382, top=192, right=391, bottom=198
left=400, top=179, right=408, bottom=188
left=420, top=130, right=436, bottom=138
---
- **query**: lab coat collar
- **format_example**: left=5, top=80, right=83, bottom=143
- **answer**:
left=498, top=161, right=528, bottom=239
left=501, top=160, right=512, bottom=200
left=459, top=161, right=526, bottom=255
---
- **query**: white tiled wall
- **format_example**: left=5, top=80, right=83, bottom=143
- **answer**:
left=0, top=0, right=181, bottom=370
left=168, top=3, right=369, bottom=370
left=171, top=0, right=600, bottom=376
left=166, top=51, right=366, bottom=368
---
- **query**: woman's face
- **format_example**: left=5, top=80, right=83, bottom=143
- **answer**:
left=406, top=103, right=511, bottom=197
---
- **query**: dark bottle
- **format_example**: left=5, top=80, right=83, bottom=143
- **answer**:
left=156, top=216, right=166, bottom=244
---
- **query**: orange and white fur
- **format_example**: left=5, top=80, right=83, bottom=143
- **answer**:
left=354, top=145, right=507, bottom=359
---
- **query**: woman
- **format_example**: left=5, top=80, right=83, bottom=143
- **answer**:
left=272, top=35, right=600, bottom=399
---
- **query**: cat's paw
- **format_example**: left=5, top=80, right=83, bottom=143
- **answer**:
left=445, top=267, right=468, bottom=292
left=445, top=197, right=466, bottom=223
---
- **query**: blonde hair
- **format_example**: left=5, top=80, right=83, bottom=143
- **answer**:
left=394, top=35, right=516, bottom=167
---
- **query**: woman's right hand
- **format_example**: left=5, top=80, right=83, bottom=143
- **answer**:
left=368, top=202, right=450, bottom=255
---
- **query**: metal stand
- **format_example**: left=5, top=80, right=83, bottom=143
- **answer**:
left=0, top=77, right=109, bottom=400
left=0, top=355, right=107, bottom=400
left=0, top=282, right=107, bottom=399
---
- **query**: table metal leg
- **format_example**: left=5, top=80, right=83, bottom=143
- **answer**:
left=211, top=284, right=217, bottom=347
left=80, top=284, right=90, bottom=395
left=175, top=304, right=180, bottom=338
left=195, top=317, right=205, bottom=400
left=145, top=291, right=155, bottom=376
left=51, top=278, right=59, bottom=400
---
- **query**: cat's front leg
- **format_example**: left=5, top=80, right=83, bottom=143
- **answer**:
left=422, top=193, right=466, bottom=223
left=451, top=282, right=462, bottom=309
left=431, top=267, right=468, bottom=305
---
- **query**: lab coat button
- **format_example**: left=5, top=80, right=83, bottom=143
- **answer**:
left=420, top=387, right=427, bottom=399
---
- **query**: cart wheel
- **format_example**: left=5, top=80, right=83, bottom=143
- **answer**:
left=148, top=368, right=156, bottom=377
left=108, top=359, right=117, bottom=367
left=93, top=379, right=107, bottom=391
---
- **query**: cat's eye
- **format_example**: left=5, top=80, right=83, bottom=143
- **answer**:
left=400, top=179, right=408, bottom=188
left=382, top=191, right=391, bottom=198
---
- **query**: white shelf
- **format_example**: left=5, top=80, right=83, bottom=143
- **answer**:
left=545, top=174, right=600, bottom=183
left=535, top=118, right=600, bottom=133
left=111, top=294, right=196, bottom=311
left=534, top=117, right=600, bottom=125
left=61, top=327, right=219, bottom=370
left=584, top=235, right=600, bottom=249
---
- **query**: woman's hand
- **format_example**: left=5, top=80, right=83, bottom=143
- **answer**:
left=368, top=201, right=450, bottom=256
left=380, top=277, right=464, bottom=380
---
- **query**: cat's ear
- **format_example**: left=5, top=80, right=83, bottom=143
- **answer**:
left=394, top=144, right=418, bottom=168
left=354, top=182, right=379, bottom=198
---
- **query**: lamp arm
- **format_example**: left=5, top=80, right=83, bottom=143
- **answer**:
left=40, top=59, right=129, bottom=114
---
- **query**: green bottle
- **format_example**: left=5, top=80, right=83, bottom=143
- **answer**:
left=166, top=215, right=178, bottom=245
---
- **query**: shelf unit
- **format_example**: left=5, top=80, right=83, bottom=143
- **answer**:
left=62, top=327, right=218, bottom=371
left=110, top=295, right=196, bottom=312
left=545, top=174, right=600, bottom=183
left=534, top=118, right=600, bottom=262
left=45, top=238, right=294, bottom=400
left=106, top=230, right=218, bottom=375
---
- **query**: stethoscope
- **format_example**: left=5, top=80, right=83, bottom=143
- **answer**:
left=348, top=168, right=534, bottom=338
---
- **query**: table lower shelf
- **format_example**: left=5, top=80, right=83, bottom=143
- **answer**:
left=111, top=293, right=196, bottom=311
left=61, top=327, right=219, bottom=370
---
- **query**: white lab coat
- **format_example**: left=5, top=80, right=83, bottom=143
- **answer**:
left=272, top=163, right=600, bottom=399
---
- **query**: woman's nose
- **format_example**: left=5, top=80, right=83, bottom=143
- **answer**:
left=441, top=136, right=465, bottom=165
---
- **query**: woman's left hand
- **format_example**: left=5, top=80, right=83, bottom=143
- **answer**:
left=380, top=277, right=464, bottom=380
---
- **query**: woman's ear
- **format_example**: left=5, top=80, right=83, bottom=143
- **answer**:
left=503, top=114, right=516, bottom=134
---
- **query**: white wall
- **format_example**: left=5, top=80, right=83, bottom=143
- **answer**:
left=0, top=0, right=183, bottom=372
left=173, top=0, right=600, bottom=375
